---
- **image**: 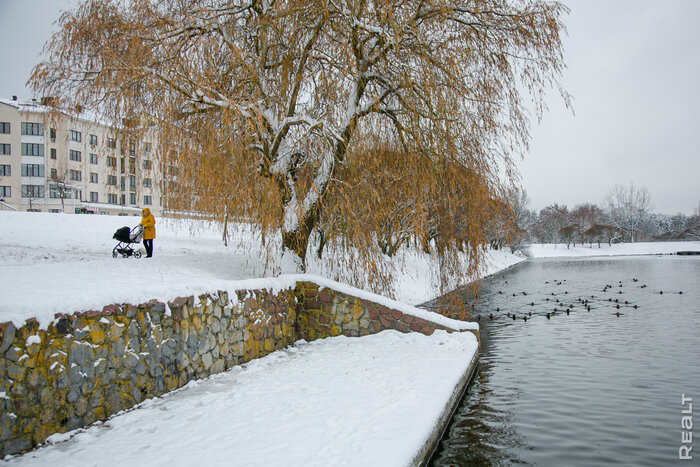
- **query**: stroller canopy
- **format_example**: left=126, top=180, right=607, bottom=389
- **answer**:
left=113, top=226, right=131, bottom=243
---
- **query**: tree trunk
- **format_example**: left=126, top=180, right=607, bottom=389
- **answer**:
left=281, top=206, right=319, bottom=272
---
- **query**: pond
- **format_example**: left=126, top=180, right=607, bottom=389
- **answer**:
left=429, top=256, right=700, bottom=466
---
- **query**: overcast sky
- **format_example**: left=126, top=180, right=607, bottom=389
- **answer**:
left=1, top=0, right=698, bottom=214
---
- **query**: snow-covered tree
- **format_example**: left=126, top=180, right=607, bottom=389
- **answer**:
left=533, top=204, right=569, bottom=244
left=31, top=0, right=568, bottom=283
left=605, top=183, right=652, bottom=242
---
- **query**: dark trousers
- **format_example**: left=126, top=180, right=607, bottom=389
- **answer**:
left=143, top=239, right=154, bottom=257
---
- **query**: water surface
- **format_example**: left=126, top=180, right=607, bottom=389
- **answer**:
left=430, top=256, right=700, bottom=466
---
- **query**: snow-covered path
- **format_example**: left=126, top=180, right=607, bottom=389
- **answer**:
left=5, top=330, right=478, bottom=467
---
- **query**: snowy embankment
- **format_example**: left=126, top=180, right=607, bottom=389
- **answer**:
left=0, top=211, right=494, bottom=465
left=4, top=330, right=478, bottom=467
left=526, top=241, right=700, bottom=258
left=0, top=211, right=520, bottom=328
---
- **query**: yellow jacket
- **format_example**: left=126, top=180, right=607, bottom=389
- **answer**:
left=140, top=208, right=156, bottom=240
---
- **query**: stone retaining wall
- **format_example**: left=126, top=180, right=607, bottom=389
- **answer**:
left=0, top=279, right=475, bottom=457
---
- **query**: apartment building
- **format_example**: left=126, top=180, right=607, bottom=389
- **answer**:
left=0, top=97, right=161, bottom=216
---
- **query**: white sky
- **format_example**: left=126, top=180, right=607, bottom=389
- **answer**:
left=1, top=0, right=698, bottom=214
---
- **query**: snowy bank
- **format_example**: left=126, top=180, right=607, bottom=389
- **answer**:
left=526, top=241, right=700, bottom=258
left=5, top=330, right=478, bottom=467
left=0, top=211, right=519, bottom=328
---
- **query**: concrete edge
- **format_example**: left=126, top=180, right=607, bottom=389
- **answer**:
left=410, top=342, right=480, bottom=467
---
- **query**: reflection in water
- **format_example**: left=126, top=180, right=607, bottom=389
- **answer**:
left=427, top=256, right=700, bottom=467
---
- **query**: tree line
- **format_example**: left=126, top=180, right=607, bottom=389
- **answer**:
left=510, top=184, right=700, bottom=249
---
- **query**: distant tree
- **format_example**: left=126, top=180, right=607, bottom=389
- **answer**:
left=558, top=224, right=578, bottom=249
left=31, top=0, right=569, bottom=293
left=505, top=188, right=532, bottom=248
left=570, top=203, right=604, bottom=244
left=583, top=223, right=617, bottom=247
left=534, top=204, right=569, bottom=244
left=605, top=183, right=652, bottom=242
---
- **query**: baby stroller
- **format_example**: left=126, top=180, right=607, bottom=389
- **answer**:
left=112, top=224, right=144, bottom=258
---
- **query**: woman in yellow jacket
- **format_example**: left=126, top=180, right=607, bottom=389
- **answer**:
left=140, top=208, right=156, bottom=258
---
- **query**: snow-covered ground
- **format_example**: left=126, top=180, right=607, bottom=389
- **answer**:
left=4, top=330, right=478, bottom=467
left=526, top=241, right=700, bottom=258
left=0, top=211, right=499, bottom=466
left=0, top=211, right=521, bottom=328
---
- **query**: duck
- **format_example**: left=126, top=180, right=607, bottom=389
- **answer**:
left=489, top=313, right=493, bottom=320
left=616, top=311, right=622, bottom=317
left=530, top=302, right=535, bottom=306
left=566, top=310, right=570, bottom=315
left=633, top=305, right=638, bottom=309
left=546, top=313, right=551, bottom=319
left=523, top=316, right=528, bottom=322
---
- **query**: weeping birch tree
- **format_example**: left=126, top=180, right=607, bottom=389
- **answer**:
left=31, top=0, right=568, bottom=281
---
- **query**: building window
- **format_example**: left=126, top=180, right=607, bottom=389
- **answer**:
left=21, top=185, right=45, bottom=198
left=50, top=128, right=56, bottom=142
left=21, top=143, right=44, bottom=157
left=50, top=187, right=73, bottom=199
left=21, top=122, right=44, bottom=136
left=90, top=192, right=98, bottom=202
left=1, top=186, right=11, bottom=197
left=120, top=176, right=125, bottom=190
left=142, top=159, right=152, bottom=170
left=107, top=138, right=116, bottom=149
left=69, top=150, right=81, bottom=162
left=0, top=144, right=10, bottom=155
left=129, top=175, right=136, bottom=188
left=143, top=195, right=152, bottom=205
left=89, top=153, right=98, bottom=164
left=106, top=156, right=117, bottom=168
left=143, top=178, right=152, bottom=188
left=129, top=192, right=136, bottom=205
left=21, top=164, right=45, bottom=177
left=89, top=134, right=98, bottom=146
left=144, top=142, right=151, bottom=152
left=120, top=194, right=125, bottom=205
left=0, top=165, right=10, bottom=176
left=129, top=157, right=136, bottom=174
left=108, top=193, right=117, bottom=204
left=50, top=168, right=57, bottom=179
left=50, top=148, right=57, bottom=159
left=129, top=142, right=136, bottom=157
left=69, top=130, right=82, bottom=142
left=69, top=170, right=82, bottom=181
left=0, top=122, right=10, bottom=134
left=90, top=172, right=98, bottom=183
left=49, top=209, right=62, bottom=213
left=107, top=175, right=117, bottom=186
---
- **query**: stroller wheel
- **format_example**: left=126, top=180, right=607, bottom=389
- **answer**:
left=112, top=250, right=118, bottom=258
left=122, top=252, right=129, bottom=258
left=134, top=251, right=142, bottom=259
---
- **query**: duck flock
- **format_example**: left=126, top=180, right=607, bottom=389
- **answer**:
left=475, top=277, right=685, bottom=323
